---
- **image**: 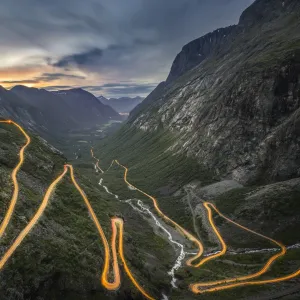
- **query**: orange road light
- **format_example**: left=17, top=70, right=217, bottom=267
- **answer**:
left=0, top=121, right=154, bottom=300
left=1, top=120, right=299, bottom=299
left=0, top=120, right=31, bottom=238
left=112, top=158, right=297, bottom=295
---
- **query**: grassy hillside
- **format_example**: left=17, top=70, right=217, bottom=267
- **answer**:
left=92, top=124, right=300, bottom=300
left=93, top=126, right=215, bottom=193
left=0, top=123, right=174, bottom=300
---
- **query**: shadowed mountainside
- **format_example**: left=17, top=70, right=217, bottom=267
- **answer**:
left=129, top=0, right=300, bottom=185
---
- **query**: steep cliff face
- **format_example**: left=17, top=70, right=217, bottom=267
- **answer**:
left=239, top=0, right=300, bottom=27
left=166, top=26, right=236, bottom=83
left=129, top=0, right=300, bottom=185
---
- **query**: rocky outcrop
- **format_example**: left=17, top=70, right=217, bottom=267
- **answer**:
left=166, top=26, right=236, bottom=83
left=167, top=26, right=235, bottom=83
left=128, top=0, right=300, bottom=185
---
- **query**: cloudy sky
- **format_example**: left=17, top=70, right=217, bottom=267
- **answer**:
left=0, top=0, right=254, bottom=98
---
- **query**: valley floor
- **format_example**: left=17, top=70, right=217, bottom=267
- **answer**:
left=0, top=121, right=300, bottom=300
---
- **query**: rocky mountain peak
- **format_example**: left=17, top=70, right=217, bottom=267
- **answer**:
left=128, top=0, right=300, bottom=185
left=98, top=95, right=108, bottom=101
left=166, top=25, right=236, bottom=83
left=11, top=85, right=34, bottom=91
left=239, top=0, right=300, bottom=27
left=67, top=88, right=89, bottom=95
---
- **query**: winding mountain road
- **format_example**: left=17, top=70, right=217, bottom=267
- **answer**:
left=0, top=119, right=300, bottom=299
left=0, top=120, right=154, bottom=300
left=99, top=159, right=300, bottom=296
left=0, top=120, right=30, bottom=238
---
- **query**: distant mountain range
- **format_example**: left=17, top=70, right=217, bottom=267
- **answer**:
left=98, top=96, right=144, bottom=113
left=0, top=85, right=121, bottom=141
left=53, top=89, right=121, bottom=123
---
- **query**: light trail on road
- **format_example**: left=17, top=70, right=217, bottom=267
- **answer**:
left=2, top=120, right=299, bottom=298
left=91, top=148, right=104, bottom=173
left=66, top=164, right=121, bottom=291
left=0, top=121, right=154, bottom=300
left=113, top=217, right=155, bottom=300
left=114, top=160, right=209, bottom=267
left=195, top=202, right=227, bottom=266
left=0, top=166, right=68, bottom=270
left=114, top=160, right=237, bottom=269
left=95, top=164, right=187, bottom=289
left=190, top=202, right=287, bottom=294
left=68, top=164, right=154, bottom=298
left=194, top=268, right=300, bottom=294
left=110, top=159, right=299, bottom=295
left=0, top=120, right=31, bottom=238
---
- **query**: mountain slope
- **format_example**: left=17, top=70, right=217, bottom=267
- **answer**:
left=0, top=121, right=172, bottom=300
left=166, top=26, right=236, bottom=84
left=0, top=86, right=76, bottom=144
left=0, top=86, right=122, bottom=147
left=11, top=85, right=77, bottom=132
left=127, top=0, right=300, bottom=185
left=92, top=3, right=300, bottom=298
left=0, top=86, right=39, bottom=127
left=55, top=88, right=121, bottom=124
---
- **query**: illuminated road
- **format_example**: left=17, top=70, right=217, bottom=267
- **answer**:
left=196, top=202, right=227, bottom=266
left=91, top=148, right=104, bottom=173
left=114, top=160, right=225, bottom=267
left=114, top=160, right=210, bottom=268
left=112, top=217, right=155, bottom=300
left=96, top=164, right=186, bottom=289
left=0, top=166, right=68, bottom=270
left=190, top=202, right=287, bottom=293
left=0, top=121, right=154, bottom=300
left=111, top=159, right=300, bottom=295
left=67, top=164, right=121, bottom=290
left=0, top=120, right=31, bottom=238
left=1, top=120, right=300, bottom=298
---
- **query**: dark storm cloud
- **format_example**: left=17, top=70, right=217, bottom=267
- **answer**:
left=52, top=48, right=103, bottom=68
left=81, top=82, right=157, bottom=97
left=44, top=85, right=75, bottom=90
left=1, top=79, right=39, bottom=84
left=0, top=0, right=254, bottom=96
left=38, top=73, right=86, bottom=81
left=0, top=73, right=85, bottom=85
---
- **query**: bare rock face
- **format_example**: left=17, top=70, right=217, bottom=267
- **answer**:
left=129, top=0, right=300, bottom=185
left=239, top=0, right=300, bottom=27
left=166, top=26, right=236, bottom=83
left=194, top=180, right=243, bottom=200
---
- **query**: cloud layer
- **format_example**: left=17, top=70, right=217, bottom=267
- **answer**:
left=0, top=0, right=254, bottom=97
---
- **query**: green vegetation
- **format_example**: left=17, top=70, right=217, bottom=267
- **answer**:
left=0, top=123, right=174, bottom=299
left=90, top=125, right=215, bottom=238
left=94, top=126, right=215, bottom=193
left=215, top=184, right=300, bottom=245
left=91, top=123, right=300, bottom=299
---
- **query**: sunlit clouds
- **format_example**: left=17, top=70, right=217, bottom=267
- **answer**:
left=0, top=0, right=254, bottom=97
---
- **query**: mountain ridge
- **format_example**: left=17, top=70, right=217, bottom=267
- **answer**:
left=127, top=0, right=300, bottom=185
left=0, top=85, right=121, bottom=143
